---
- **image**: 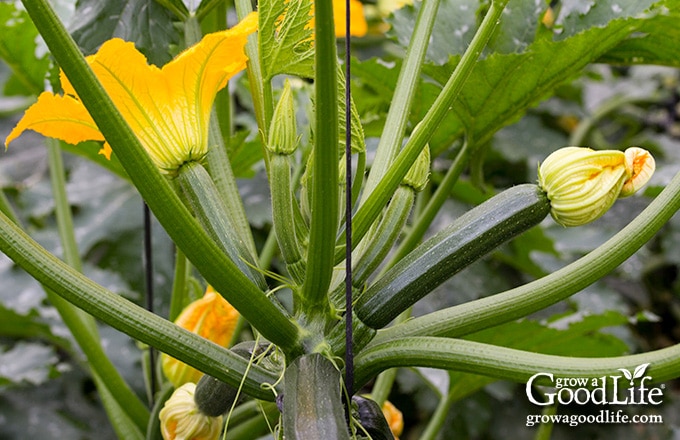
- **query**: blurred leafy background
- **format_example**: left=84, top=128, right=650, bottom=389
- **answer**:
left=1, top=0, right=680, bottom=438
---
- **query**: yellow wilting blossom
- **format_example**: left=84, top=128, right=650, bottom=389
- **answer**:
left=162, top=286, right=240, bottom=388
left=538, top=146, right=655, bottom=227
left=381, top=400, right=404, bottom=439
left=5, top=13, right=258, bottom=175
left=159, top=383, right=223, bottom=440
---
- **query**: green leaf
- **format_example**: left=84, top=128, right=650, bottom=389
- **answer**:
left=421, top=1, right=672, bottom=155
left=487, top=0, right=544, bottom=54
left=259, top=0, right=314, bottom=80
left=598, top=12, right=680, bottom=66
left=312, top=66, right=366, bottom=156
left=388, top=0, right=476, bottom=65
left=0, top=303, right=67, bottom=347
left=494, top=226, right=558, bottom=278
left=153, top=0, right=189, bottom=19
left=0, top=3, right=50, bottom=96
left=338, top=66, right=366, bottom=155
left=227, top=130, right=263, bottom=178
left=0, top=342, right=57, bottom=386
left=69, top=0, right=179, bottom=66
left=349, top=57, right=401, bottom=137
left=555, top=0, right=657, bottom=40
left=0, top=368, right=116, bottom=439
left=58, top=140, right=129, bottom=182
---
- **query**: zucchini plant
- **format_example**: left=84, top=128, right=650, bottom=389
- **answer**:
left=0, top=0, right=679, bottom=438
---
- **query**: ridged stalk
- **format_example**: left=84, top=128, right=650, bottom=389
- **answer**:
left=300, top=0, right=338, bottom=318
left=176, top=161, right=267, bottom=290
left=389, top=140, right=470, bottom=266
left=271, top=154, right=306, bottom=283
left=360, top=0, right=441, bottom=199
left=353, top=337, right=680, bottom=392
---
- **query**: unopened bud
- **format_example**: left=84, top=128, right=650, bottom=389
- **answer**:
left=538, top=146, right=654, bottom=227
left=402, top=145, right=430, bottom=192
left=267, top=79, right=298, bottom=155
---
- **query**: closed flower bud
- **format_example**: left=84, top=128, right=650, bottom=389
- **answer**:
left=159, top=383, right=223, bottom=440
left=267, top=79, right=298, bottom=155
left=402, top=145, right=430, bottom=192
left=538, top=146, right=654, bottom=227
left=162, top=286, right=239, bottom=387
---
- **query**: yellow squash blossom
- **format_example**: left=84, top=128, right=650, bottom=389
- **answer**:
left=162, top=286, right=240, bottom=388
left=538, top=146, right=655, bottom=227
left=5, top=12, right=258, bottom=175
left=159, top=383, right=223, bottom=440
left=333, top=0, right=368, bottom=37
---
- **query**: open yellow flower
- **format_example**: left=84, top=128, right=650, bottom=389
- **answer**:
left=162, top=286, right=240, bottom=388
left=333, top=0, right=368, bottom=37
left=5, top=12, right=258, bottom=175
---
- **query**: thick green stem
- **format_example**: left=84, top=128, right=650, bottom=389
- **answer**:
left=21, top=0, right=302, bottom=355
left=0, top=189, right=18, bottom=224
left=300, top=0, right=338, bottom=318
left=535, top=405, right=558, bottom=440
left=176, top=161, right=267, bottom=290
left=370, top=368, right=397, bottom=406
left=93, top=372, right=144, bottom=440
left=360, top=0, right=441, bottom=200
left=168, top=247, right=191, bottom=321
left=45, top=139, right=150, bottom=430
left=367, top=307, right=412, bottom=406
left=375, top=168, right=680, bottom=342
left=388, top=141, right=470, bottom=268
left=353, top=186, right=414, bottom=288
left=339, top=0, right=508, bottom=254
left=353, top=337, right=680, bottom=392
left=270, top=154, right=305, bottom=283
left=184, top=16, right=260, bottom=262
left=0, top=210, right=280, bottom=400
left=46, top=140, right=81, bottom=272
left=46, top=287, right=151, bottom=429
